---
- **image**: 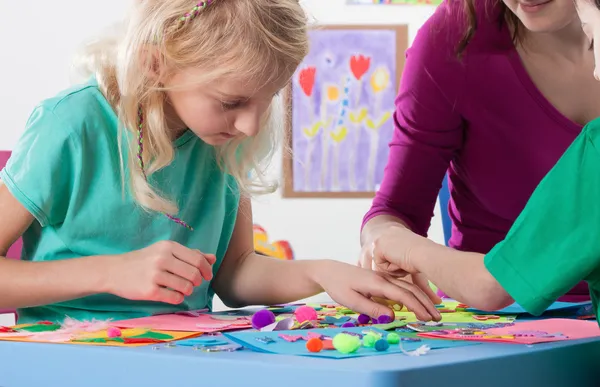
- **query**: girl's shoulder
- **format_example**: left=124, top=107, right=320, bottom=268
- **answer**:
left=33, top=78, right=119, bottom=141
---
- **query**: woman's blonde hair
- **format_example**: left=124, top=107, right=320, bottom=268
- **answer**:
left=76, top=0, right=308, bottom=216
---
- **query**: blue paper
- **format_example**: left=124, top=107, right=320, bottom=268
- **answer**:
left=224, top=326, right=478, bottom=359
left=466, top=301, right=592, bottom=315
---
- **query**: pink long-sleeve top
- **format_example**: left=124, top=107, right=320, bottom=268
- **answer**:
left=362, top=0, right=589, bottom=299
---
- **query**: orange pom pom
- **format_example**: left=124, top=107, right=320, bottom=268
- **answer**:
left=306, top=337, right=323, bottom=353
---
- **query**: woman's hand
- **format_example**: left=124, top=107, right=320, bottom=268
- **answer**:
left=313, top=260, right=441, bottom=321
left=104, top=241, right=216, bottom=305
left=360, top=226, right=442, bottom=304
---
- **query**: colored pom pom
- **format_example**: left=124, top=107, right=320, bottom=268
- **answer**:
left=377, top=315, right=393, bottom=324
left=386, top=332, right=400, bottom=344
left=294, top=306, right=318, bottom=323
left=306, top=338, right=323, bottom=353
left=375, top=338, right=390, bottom=351
left=251, top=309, right=276, bottom=330
left=357, top=314, right=371, bottom=324
left=362, top=334, right=377, bottom=348
left=107, top=327, right=122, bottom=338
left=332, top=333, right=361, bottom=354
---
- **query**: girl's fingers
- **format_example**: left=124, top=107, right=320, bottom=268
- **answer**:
left=155, top=271, right=194, bottom=297
left=385, top=276, right=442, bottom=321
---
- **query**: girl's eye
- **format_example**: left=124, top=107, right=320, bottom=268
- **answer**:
left=221, top=100, right=242, bottom=110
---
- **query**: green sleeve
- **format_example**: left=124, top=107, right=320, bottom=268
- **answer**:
left=0, top=106, right=81, bottom=227
left=484, top=127, right=600, bottom=315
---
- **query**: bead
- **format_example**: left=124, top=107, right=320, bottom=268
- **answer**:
left=106, top=327, right=122, bottom=338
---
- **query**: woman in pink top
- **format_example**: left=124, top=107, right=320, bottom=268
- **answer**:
left=359, top=0, right=598, bottom=303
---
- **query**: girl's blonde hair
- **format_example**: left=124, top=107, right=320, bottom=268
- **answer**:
left=76, top=0, right=308, bottom=215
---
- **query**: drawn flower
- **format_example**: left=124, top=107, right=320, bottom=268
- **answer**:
left=370, top=66, right=390, bottom=93
left=298, top=66, right=317, bottom=97
left=326, top=85, right=340, bottom=102
left=350, top=55, right=371, bottom=81
left=329, top=127, right=348, bottom=143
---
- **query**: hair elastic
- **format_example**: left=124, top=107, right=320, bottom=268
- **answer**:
left=137, top=106, right=193, bottom=230
left=178, top=0, right=214, bottom=27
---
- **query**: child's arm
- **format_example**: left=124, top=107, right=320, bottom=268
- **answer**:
left=212, top=197, right=442, bottom=321
left=379, top=126, right=600, bottom=314
left=0, top=183, right=213, bottom=309
left=0, top=183, right=109, bottom=308
left=412, top=243, right=514, bottom=311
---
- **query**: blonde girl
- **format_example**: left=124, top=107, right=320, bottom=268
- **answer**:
left=0, top=0, right=441, bottom=323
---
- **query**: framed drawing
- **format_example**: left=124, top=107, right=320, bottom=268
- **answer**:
left=282, top=24, right=409, bottom=198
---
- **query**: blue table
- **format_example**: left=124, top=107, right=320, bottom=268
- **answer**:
left=1, top=335, right=599, bottom=387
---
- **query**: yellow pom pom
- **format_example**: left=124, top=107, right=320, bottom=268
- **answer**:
left=332, top=333, right=361, bottom=354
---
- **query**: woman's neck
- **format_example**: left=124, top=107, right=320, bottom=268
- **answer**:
left=519, top=20, right=589, bottom=62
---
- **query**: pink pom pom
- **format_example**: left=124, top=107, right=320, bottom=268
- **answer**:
left=294, top=306, right=318, bottom=323
left=107, top=327, right=122, bottom=338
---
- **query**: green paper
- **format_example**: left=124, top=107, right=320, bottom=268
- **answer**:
left=376, top=320, right=409, bottom=331
left=18, top=324, right=61, bottom=333
left=73, top=338, right=107, bottom=343
left=129, top=331, right=174, bottom=340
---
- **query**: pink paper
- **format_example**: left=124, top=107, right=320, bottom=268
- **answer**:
left=114, top=313, right=252, bottom=332
left=419, top=319, right=600, bottom=344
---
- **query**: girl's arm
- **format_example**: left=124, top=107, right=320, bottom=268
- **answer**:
left=211, top=196, right=325, bottom=307
left=0, top=183, right=109, bottom=309
left=212, top=197, right=442, bottom=321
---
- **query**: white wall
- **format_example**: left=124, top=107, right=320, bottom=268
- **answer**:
left=0, top=0, right=444, bottom=266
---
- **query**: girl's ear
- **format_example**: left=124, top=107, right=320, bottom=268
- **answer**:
left=139, top=45, right=166, bottom=82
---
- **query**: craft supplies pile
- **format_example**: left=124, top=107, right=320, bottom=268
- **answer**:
left=0, top=301, right=597, bottom=359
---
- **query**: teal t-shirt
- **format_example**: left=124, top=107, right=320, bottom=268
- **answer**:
left=0, top=80, right=240, bottom=323
left=484, top=117, right=600, bottom=326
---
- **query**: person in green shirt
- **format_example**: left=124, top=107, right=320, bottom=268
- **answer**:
left=0, top=0, right=441, bottom=324
left=366, top=0, right=600, bottom=324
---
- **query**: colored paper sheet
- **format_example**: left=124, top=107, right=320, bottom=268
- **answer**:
left=115, top=311, right=252, bottom=332
left=224, top=326, right=478, bottom=359
left=418, top=318, right=600, bottom=345
left=393, top=310, right=516, bottom=324
left=0, top=325, right=199, bottom=347
left=466, top=301, right=592, bottom=315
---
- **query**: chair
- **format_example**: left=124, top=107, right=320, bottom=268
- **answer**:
left=0, top=151, right=21, bottom=320
left=439, top=174, right=452, bottom=246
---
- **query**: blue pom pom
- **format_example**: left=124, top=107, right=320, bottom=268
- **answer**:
left=374, top=338, right=390, bottom=351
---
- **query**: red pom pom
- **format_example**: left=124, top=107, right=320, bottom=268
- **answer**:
left=306, top=337, right=323, bottom=352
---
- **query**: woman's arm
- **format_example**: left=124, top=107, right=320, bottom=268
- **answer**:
left=360, top=6, right=464, bottom=244
left=0, top=183, right=109, bottom=309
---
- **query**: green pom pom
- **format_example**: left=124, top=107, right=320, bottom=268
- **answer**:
left=362, top=334, right=377, bottom=348
left=332, top=333, right=361, bottom=354
left=386, top=332, right=400, bottom=344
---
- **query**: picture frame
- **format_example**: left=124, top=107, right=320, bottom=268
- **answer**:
left=282, top=24, right=408, bottom=198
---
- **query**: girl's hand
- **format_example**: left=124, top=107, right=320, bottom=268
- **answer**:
left=314, top=260, right=441, bottom=321
left=105, top=241, right=216, bottom=304
left=361, top=226, right=442, bottom=304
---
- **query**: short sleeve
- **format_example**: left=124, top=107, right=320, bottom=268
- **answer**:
left=0, top=106, right=81, bottom=227
left=484, top=128, right=600, bottom=315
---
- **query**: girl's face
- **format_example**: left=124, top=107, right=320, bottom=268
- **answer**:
left=163, top=69, right=285, bottom=146
left=575, top=0, right=600, bottom=79
left=502, top=0, right=578, bottom=33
